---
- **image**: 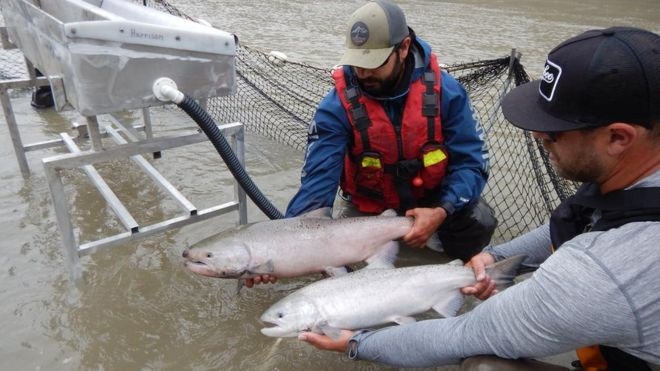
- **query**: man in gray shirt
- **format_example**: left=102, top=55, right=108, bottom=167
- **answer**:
left=299, top=26, right=660, bottom=370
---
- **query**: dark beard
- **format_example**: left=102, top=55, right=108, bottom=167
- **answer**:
left=358, top=56, right=405, bottom=97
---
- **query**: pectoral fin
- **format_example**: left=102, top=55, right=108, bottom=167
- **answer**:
left=235, top=279, right=244, bottom=295
left=432, top=291, right=464, bottom=318
left=316, top=320, right=342, bottom=340
left=248, top=260, right=275, bottom=275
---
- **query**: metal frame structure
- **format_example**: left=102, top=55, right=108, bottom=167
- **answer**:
left=0, top=17, right=248, bottom=279
left=42, top=118, right=248, bottom=280
left=0, top=62, right=248, bottom=278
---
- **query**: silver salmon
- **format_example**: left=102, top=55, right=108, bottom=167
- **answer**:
left=182, top=208, right=413, bottom=279
left=260, top=256, right=524, bottom=338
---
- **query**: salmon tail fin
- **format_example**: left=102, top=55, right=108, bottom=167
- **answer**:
left=485, top=255, right=526, bottom=290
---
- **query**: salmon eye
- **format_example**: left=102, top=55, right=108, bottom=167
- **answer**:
left=206, top=252, right=212, bottom=258
left=277, top=312, right=284, bottom=318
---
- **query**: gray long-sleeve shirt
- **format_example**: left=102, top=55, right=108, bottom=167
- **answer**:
left=349, top=170, right=660, bottom=368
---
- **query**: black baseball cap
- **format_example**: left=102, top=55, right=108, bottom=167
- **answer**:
left=502, top=27, right=660, bottom=133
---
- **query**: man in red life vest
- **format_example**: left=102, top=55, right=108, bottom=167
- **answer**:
left=274, top=0, right=495, bottom=276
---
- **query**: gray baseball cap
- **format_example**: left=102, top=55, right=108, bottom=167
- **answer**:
left=339, top=0, right=409, bottom=69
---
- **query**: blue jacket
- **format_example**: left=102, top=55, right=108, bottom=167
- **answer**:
left=285, top=38, right=489, bottom=217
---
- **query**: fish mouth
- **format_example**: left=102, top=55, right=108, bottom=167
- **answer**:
left=183, top=261, right=247, bottom=278
left=260, top=316, right=309, bottom=338
left=260, top=325, right=300, bottom=338
left=183, top=260, right=217, bottom=277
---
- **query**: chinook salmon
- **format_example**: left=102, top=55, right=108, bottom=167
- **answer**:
left=260, top=256, right=524, bottom=338
left=182, top=208, right=418, bottom=279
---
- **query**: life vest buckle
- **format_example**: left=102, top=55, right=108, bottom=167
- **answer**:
left=394, top=159, right=421, bottom=179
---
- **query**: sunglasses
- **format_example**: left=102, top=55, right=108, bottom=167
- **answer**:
left=375, top=42, right=403, bottom=69
left=544, top=125, right=606, bottom=142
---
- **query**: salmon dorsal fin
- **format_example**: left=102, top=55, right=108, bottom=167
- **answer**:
left=446, top=259, right=463, bottom=266
left=298, top=207, right=332, bottom=219
left=379, top=209, right=397, bottom=217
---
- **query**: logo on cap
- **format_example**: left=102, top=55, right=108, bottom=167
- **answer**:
left=350, top=21, right=369, bottom=46
left=539, top=59, right=562, bottom=102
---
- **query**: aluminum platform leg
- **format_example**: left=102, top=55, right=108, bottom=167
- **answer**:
left=0, top=86, right=30, bottom=176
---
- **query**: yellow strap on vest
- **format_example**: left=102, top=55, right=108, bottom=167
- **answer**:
left=576, top=345, right=608, bottom=371
left=361, top=156, right=382, bottom=168
left=422, top=148, right=446, bottom=167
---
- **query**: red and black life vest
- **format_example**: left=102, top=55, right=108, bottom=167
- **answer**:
left=333, top=53, right=449, bottom=214
left=550, top=183, right=660, bottom=371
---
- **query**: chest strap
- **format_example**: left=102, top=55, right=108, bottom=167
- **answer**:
left=550, top=185, right=660, bottom=247
left=344, top=84, right=371, bottom=150
left=422, top=71, right=439, bottom=141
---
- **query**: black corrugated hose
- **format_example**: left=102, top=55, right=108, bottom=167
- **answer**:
left=177, top=94, right=284, bottom=220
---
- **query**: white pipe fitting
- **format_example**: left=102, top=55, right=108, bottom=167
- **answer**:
left=153, top=77, right=184, bottom=103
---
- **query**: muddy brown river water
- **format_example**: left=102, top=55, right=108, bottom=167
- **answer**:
left=0, top=0, right=658, bottom=370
